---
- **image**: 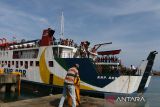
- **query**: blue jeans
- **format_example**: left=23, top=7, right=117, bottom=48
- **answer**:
left=59, top=84, right=76, bottom=107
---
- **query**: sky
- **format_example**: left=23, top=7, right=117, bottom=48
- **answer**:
left=0, top=0, right=159, bottom=70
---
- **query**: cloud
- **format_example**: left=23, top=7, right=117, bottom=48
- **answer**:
left=84, top=0, right=160, bottom=17
left=0, top=2, right=51, bottom=40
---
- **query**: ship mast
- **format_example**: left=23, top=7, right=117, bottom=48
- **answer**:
left=60, top=11, right=64, bottom=39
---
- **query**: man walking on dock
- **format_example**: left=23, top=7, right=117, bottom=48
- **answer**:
left=59, top=64, right=80, bottom=107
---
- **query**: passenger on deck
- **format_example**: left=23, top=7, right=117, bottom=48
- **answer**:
left=108, top=56, right=111, bottom=63
left=74, top=43, right=78, bottom=48
left=52, top=36, right=56, bottom=43
left=130, top=65, right=136, bottom=70
left=115, top=56, right=118, bottom=63
left=130, top=65, right=137, bottom=75
left=61, top=39, right=64, bottom=45
left=96, top=57, right=100, bottom=62
left=71, top=40, right=74, bottom=46
left=66, top=39, right=69, bottom=46
left=59, top=38, right=62, bottom=45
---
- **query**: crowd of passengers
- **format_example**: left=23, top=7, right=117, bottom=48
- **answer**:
left=95, top=55, right=121, bottom=63
left=54, top=38, right=76, bottom=47
left=96, top=64, right=138, bottom=76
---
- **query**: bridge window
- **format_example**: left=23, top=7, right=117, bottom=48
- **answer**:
left=12, top=61, right=14, bottom=65
left=49, top=61, right=54, bottom=67
left=25, top=61, right=28, bottom=69
left=8, top=61, right=10, bottom=67
left=20, top=61, right=23, bottom=66
left=52, top=47, right=63, bottom=58
left=36, top=61, right=39, bottom=66
left=30, top=61, right=34, bottom=66
left=16, top=61, right=19, bottom=68
left=53, top=47, right=58, bottom=58
left=13, top=49, right=39, bottom=59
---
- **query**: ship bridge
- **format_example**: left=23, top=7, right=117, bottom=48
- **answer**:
left=52, top=44, right=77, bottom=58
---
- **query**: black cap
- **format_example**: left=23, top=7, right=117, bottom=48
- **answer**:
left=74, top=64, right=79, bottom=69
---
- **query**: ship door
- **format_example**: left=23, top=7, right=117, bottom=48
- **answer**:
left=49, top=74, right=53, bottom=85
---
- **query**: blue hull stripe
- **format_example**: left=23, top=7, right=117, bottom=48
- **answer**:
left=55, top=58, right=120, bottom=88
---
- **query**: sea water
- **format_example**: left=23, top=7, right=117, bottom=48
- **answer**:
left=144, top=76, right=160, bottom=107
left=104, top=76, right=160, bottom=107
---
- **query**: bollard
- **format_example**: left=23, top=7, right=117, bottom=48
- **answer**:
left=12, top=72, right=21, bottom=96
left=17, top=75, right=21, bottom=96
left=0, top=68, right=4, bottom=74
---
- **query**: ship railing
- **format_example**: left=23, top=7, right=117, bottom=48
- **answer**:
left=95, top=64, right=120, bottom=76
left=95, top=63, right=141, bottom=76
left=95, top=62, right=119, bottom=66
left=54, top=39, right=78, bottom=48
left=95, top=57, right=121, bottom=64
left=9, top=42, right=39, bottom=50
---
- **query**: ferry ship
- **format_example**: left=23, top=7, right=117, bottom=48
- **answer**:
left=0, top=28, right=157, bottom=95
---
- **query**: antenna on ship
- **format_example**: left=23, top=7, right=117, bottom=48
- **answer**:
left=12, top=36, right=17, bottom=42
left=60, top=11, right=64, bottom=39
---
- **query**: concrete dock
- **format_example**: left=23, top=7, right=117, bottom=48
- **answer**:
left=0, top=94, right=105, bottom=107
left=0, top=73, right=21, bottom=94
left=0, top=94, right=146, bottom=107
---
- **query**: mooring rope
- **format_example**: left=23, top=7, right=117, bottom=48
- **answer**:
left=127, top=74, right=131, bottom=93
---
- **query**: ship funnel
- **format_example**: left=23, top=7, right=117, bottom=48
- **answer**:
left=39, top=28, right=55, bottom=46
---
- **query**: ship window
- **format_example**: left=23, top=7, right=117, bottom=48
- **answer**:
left=36, top=61, right=39, bottom=66
left=13, top=49, right=39, bottom=59
left=8, top=61, right=10, bottom=67
left=52, top=47, right=63, bottom=58
left=30, top=61, right=34, bottom=66
left=25, top=61, right=28, bottom=69
left=16, top=61, right=19, bottom=68
left=49, top=61, right=54, bottom=67
left=1, top=62, right=4, bottom=67
left=20, top=61, right=23, bottom=66
left=12, top=61, right=14, bottom=65
left=6, top=52, right=8, bottom=56
left=2, top=61, right=5, bottom=67
left=53, top=47, right=58, bottom=57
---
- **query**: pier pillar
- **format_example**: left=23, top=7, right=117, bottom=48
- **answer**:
left=0, top=74, right=21, bottom=95
left=0, top=84, right=6, bottom=92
